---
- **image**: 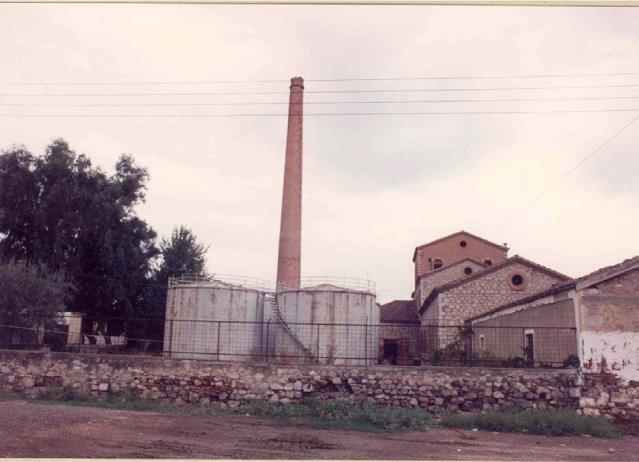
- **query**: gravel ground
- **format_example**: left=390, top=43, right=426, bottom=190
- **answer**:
left=0, top=400, right=636, bottom=460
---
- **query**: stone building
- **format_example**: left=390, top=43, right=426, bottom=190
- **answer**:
left=419, top=255, right=570, bottom=327
left=380, top=231, right=570, bottom=363
left=466, top=256, right=639, bottom=381
left=412, top=230, right=509, bottom=307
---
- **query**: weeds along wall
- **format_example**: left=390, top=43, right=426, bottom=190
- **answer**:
left=164, top=281, right=266, bottom=361
left=1, top=350, right=637, bottom=420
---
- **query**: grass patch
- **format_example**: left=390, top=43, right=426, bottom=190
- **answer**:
left=441, top=408, right=619, bottom=438
left=1, top=387, right=201, bottom=415
left=233, top=398, right=434, bottom=433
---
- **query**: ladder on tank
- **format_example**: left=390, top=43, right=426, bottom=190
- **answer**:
left=265, top=293, right=315, bottom=361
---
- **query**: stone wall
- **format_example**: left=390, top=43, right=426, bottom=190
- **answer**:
left=416, top=259, right=486, bottom=308
left=2, top=349, right=636, bottom=420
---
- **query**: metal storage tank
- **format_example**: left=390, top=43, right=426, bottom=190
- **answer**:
left=163, top=276, right=267, bottom=361
left=271, top=278, right=379, bottom=365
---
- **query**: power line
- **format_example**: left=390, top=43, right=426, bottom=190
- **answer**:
left=309, top=72, right=639, bottom=82
left=2, top=71, right=639, bottom=86
left=495, top=114, right=639, bottom=233
left=1, top=95, right=639, bottom=108
left=2, top=83, right=639, bottom=97
left=2, top=109, right=639, bottom=118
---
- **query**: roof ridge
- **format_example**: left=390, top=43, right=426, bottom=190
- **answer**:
left=412, top=230, right=508, bottom=261
left=417, top=257, right=488, bottom=280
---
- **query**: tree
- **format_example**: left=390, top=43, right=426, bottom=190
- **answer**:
left=155, top=225, right=209, bottom=285
left=0, top=139, right=158, bottom=323
left=0, top=261, right=72, bottom=346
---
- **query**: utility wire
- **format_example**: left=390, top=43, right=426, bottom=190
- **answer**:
left=2, top=109, right=639, bottom=118
left=2, top=95, right=639, bottom=107
left=2, top=71, right=639, bottom=85
left=495, top=114, right=639, bottom=232
left=2, top=83, right=639, bottom=97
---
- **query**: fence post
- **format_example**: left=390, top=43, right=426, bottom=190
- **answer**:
left=166, top=318, right=172, bottom=358
left=265, top=320, right=270, bottom=363
left=217, top=321, right=221, bottom=361
left=468, top=324, right=473, bottom=367
left=316, top=324, right=320, bottom=364
left=364, top=323, right=368, bottom=366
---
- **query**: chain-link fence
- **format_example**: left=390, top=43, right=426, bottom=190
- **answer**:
left=0, top=315, right=578, bottom=369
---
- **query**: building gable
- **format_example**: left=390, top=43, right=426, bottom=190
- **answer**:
left=420, top=255, right=570, bottom=325
left=415, top=258, right=487, bottom=307
left=412, top=231, right=508, bottom=279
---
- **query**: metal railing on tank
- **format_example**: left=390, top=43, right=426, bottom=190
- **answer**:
left=168, top=274, right=275, bottom=293
left=168, top=274, right=376, bottom=295
left=278, top=276, right=377, bottom=295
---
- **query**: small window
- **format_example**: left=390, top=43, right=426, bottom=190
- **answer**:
left=479, top=335, right=485, bottom=352
left=507, top=272, right=527, bottom=290
left=463, top=267, right=473, bottom=275
left=511, top=274, right=524, bottom=286
left=433, top=258, right=443, bottom=270
left=484, top=259, right=493, bottom=266
left=459, top=240, right=467, bottom=248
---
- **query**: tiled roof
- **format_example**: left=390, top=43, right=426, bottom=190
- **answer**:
left=380, top=300, right=420, bottom=324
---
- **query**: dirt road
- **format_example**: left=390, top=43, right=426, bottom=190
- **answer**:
left=0, top=400, right=636, bottom=460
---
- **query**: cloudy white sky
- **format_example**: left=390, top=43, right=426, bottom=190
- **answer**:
left=0, top=5, right=638, bottom=302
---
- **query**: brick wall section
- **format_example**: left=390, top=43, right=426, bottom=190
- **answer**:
left=433, top=262, right=566, bottom=326
left=416, top=260, right=486, bottom=308
left=579, top=268, right=639, bottom=332
left=1, top=350, right=637, bottom=419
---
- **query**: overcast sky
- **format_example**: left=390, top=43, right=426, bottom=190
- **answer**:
left=1, top=5, right=638, bottom=303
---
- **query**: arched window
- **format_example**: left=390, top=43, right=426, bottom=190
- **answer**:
left=483, top=259, right=493, bottom=266
left=433, top=258, right=443, bottom=270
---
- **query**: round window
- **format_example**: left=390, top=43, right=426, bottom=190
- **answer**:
left=507, top=272, right=527, bottom=290
left=464, top=267, right=473, bottom=275
left=459, top=240, right=467, bottom=248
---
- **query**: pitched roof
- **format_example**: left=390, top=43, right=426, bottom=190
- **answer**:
left=417, top=257, right=488, bottom=282
left=465, top=255, right=639, bottom=323
left=573, top=255, right=639, bottom=289
left=419, top=254, right=571, bottom=315
left=412, top=230, right=508, bottom=262
left=380, top=300, right=420, bottom=324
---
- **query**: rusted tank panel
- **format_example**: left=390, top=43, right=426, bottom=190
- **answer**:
left=274, top=288, right=379, bottom=365
left=163, top=283, right=265, bottom=361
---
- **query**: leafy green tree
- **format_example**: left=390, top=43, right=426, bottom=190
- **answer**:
left=0, top=139, right=158, bottom=323
left=155, top=225, right=209, bottom=285
left=0, top=261, right=72, bottom=346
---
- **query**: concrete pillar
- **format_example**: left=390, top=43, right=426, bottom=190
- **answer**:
left=276, top=76, right=304, bottom=291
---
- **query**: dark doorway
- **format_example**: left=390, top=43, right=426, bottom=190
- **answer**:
left=524, top=332, right=534, bottom=366
left=382, top=339, right=398, bottom=365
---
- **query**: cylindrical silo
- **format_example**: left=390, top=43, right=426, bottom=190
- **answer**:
left=164, top=278, right=265, bottom=361
left=272, top=283, right=379, bottom=365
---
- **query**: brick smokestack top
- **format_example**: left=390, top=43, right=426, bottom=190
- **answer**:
left=276, top=76, right=304, bottom=291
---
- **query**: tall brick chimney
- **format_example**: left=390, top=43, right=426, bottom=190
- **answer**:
left=276, top=76, right=304, bottom=291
